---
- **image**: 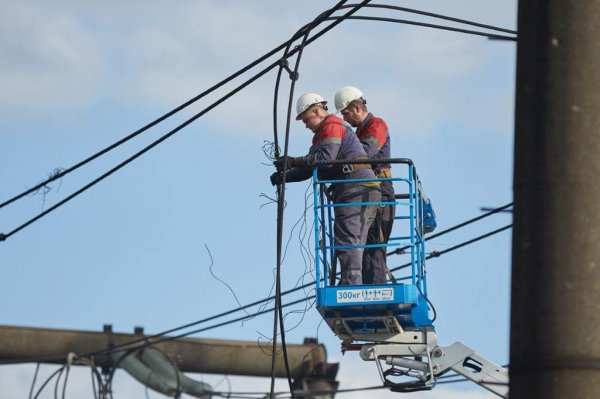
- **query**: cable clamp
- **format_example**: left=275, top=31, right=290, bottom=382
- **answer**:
left=66, top=352, right=76, bottom=367
left=279, top=58, right=299, bottom=81
left=0, top=233, right=5, bottom=242
left=429, top=250, right=441, bottom=258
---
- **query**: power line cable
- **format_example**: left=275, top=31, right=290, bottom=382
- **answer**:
left=0, top=61, right=270, bottom=241
left=0, top=205, right=511, bottom=366
left=277, top=0, right=381, bottom=396
left=0, top=5, right=515, bottom=242
left=0, top=2, right=368, bottom=243
left=342, top=3, right=517, bottom=34
left=32, top=366, right=64, bottom=399
left=268, top=367, right=503, bottom=398
left=0, top=6, right=349, bottom=214
left=390, top=224, right=512, bottom=273
left=269, top=2, right=373, bottom=396
left=7, top=5, right=515, bottom=395
left=72, top=225, right=514, bottom=363
left=328, top=15, right=517, bottom=41
left=425, top=202, right=512, bottom=241
left=105, top=223, right=512, bottom=353
left=28, top=363, right=40, bottom=399
left=388, top=202, right=512, bottom=256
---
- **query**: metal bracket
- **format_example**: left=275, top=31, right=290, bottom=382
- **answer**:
left=430, top=342, right=509, bottom=398
left=358, top=336, right=509, bottom=398
left=279, top=59, right=299, bottom=81
left=332, top=319, right=351, bottom=338
left=383, top=316, right=404, bottom=334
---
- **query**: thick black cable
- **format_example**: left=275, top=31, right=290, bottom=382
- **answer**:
left=0, top=6, right=340, bottom=213
left=0, top=0, right=373, bottom=243
left=32, top=366, right=64, bottom=399
left=428, top=202, right=512, bottom=240
left=193, top=372, right=477, bottom=399
left=111, top=297, right=312, bottom=359
left=0, top=296, right=312, bottom=367
left=19, top=228, right=508, bottom=395
left=54, top=364, right=66, bottom=399
left=269, top=1, right=371, bottom=397
left=343, top=3, right=517, bottom=34
left=270, top=1, right=371, bottom=395
left=0, top=13, right=514, bottom=242
left=0, top=221, right=512, bottom=366
left=328, top=16, right=517, bottom=41
left=390, top=223, right=513, bottom=273
left=388, top=202, right=513, bottom=256
left=28, top=363, right=40, bottom=399
left=208, top=373, right=490, bottom=399
left=93, top=223, right=511, bottom=357
left=429, top=224, right=512, bottom=258
left=0, top=228, right=508, bottom=367
left=272, top=26, right=307, bottom=399
left=61, top=364, right=70, bottom=399
left=271, top=39, right=296, bottom=399
left=0, top=63, right=267, bottom=241
left=0, top=41, right=296, bottom=241
left=0, top=212, right=511, bottom=367
left=273, top=369, right=494, bottom=398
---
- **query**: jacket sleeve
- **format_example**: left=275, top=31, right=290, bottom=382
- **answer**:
left=284, top=166, right=312, bottom=183
left=361, top=119, right=388, bottom=158
left=293, top=122, right=344, bottom=168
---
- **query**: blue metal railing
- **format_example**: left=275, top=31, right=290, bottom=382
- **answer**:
left=312, top=158, right=429, bottom=296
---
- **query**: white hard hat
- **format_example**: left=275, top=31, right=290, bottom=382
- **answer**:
left=295, top=92, right=327, bottom=120
left=334, top=86, right=365, bottom=112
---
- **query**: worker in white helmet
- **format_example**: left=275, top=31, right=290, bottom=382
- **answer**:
left=334, top=86, right=395, bottom=284
left=270, top=92, right=381, bottom=285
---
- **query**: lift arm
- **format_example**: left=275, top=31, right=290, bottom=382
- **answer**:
left=430, top=342, right=508, bottom=398
left=360, top=340, right=509, bottom=398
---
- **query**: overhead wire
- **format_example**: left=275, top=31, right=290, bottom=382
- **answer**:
left=28, top=363, right=40, bottom=399
left=5, top=4, right=515, bottom=395
left=269, top=1, right=372, bottom=396
left=120, top=223, right=512, bottom=347
left=3, top=222, right=510, bottom=394
left=0, top=0, right=358, bottom=242
left=0, top=6, right=516, bottom=242
left=32, top=366, right=64, bottom=399
left=0, top=55, right=277, bottom=242
left=227, top=367, right=505, bottom=398
left=387, top=201, right=513, bottom=256
left=0, top=6, right=353, bottom=213
left=28, top=356, right=114, bottom=399
left=205, top=244, right=252, bottom=318
left=328, top=16, right=517, bottom=41
left=342, top=3, right=517, bottom=34
left=0, top=203, right=512, bottom=368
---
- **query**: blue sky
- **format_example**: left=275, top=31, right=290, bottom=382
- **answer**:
left=0, top=1, right=516, bottom=397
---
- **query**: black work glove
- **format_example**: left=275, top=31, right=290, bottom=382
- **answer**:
left=273, top=156, right=295, bottom=171
left=270, top=171, right=284, bottom=186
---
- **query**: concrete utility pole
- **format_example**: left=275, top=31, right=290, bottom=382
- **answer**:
left=511, top=1, right=600, bottom=398
left=0, top=325, right=338, bottom=396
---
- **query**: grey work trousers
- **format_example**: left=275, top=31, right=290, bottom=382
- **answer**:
left=362, top=198, right=396, bottom=284
left=333, top=184, right=381, bottom=285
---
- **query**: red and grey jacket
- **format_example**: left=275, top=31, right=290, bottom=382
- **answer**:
left=356, top=113, right=391, bottom=172
left=286, top=115, right=376, bottom=182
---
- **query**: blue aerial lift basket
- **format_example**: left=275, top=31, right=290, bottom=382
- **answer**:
left=312, top=158, right=435, bottom=342
left=310, top=159, right=508, bottom=398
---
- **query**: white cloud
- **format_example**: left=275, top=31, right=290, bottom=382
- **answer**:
left=0, top=3, right=105, bottom=111
left=0, top=1, right=515, bottom=138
